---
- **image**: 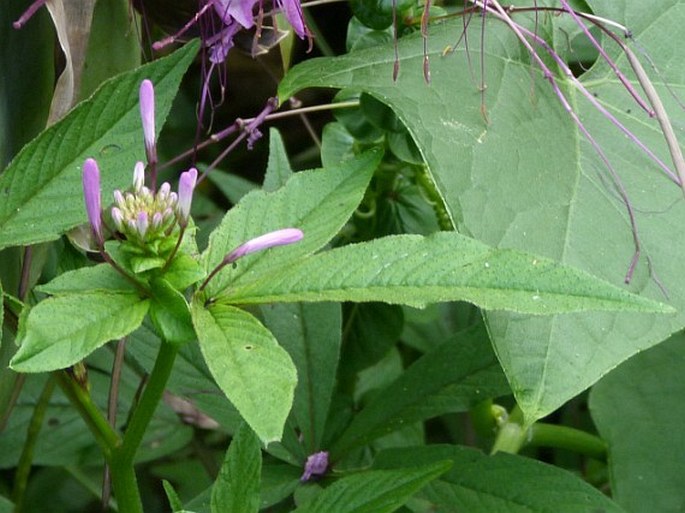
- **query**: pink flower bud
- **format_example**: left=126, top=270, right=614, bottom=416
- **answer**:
left=139, top=80, right=157, bottom=166
left=177, top=167, right=198, bottom=225
left=136, top=211, right=149, bottom=238
left=224, top=228, right=304, bottom=264
left=82, top=158, right=103, bottom=245
left=133, top=161, right=146, bottom=191
left=301, top=451, right=328, bottom=481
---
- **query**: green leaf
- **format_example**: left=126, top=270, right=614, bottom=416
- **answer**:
left=263, top=128, right=293, bottom=192
left=191, top=300, right=297, bottom=444
left=163, top=480, right=185, bottom=513
left=293, top=461, right=451, bottom=513
left=37, top=263, right=138, bottom=294
left=10, top=292, right=150, bottom=372
left=79, top=0, right=141, bottom=99
left=207, top=171, right=258, bottom=205
left=149, top=278, right=195, bottom=345
left=278, top=6, right=685, bottom=422
left=261, top=302, right=341, bottom=453
left=340, top=303, right=403, bottom=377
left=163, top=252, right=206, bottom=291
left=219, top=232, right=674, bottom=313
left=201, top=148, right=382, bottom=298
left=373, top=445, right=627, bottom=513
left=0, top=40, right=198, bottom=250
left=211, top=423, right=262, bottom=513
left=321, top=122, right=356, bottom=169
left=331, top=321, right=509, bottom=458
left=590, top=333, right=685, bottom=513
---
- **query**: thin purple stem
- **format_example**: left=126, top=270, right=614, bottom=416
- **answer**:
left=480, top=0, right=643, bottom=282
left=12, top=0, right=47, bottom=29
left=421, top=0, right=432, bottom=83
left=557, top=0, right=654, bottom=117
left=199, top=97, right=279, bottom=183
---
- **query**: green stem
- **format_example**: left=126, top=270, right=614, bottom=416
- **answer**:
left=109, top=341, right=178, bottom=513
left=55, top=371, right=119, bottom=460
left=527, top=423, right=608, bottom=461
left=490, top=406, right=527, bottom=455
left=11, top=376, right=55, bottom=512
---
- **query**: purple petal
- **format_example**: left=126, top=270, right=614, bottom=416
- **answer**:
left=177, top=167, right=198, bottom=224
left=208, top=23, right=241, bottom=63
left=276, top=0, right=306, bottom=38
left=139, top=80, right=157, bottom=165
left=301, top=451, right=329, bottom=481
left=82, top=158, right=103, bottom=244
left=213, top=0, right=259, bottom=29
left=225, top=228, right=304, bottom=264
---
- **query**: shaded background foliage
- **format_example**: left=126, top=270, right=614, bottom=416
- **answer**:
left=1, top=0, right=684, bottom=512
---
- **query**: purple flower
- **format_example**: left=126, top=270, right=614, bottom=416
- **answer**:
left=139, top=80, right=157, bottom=166
left=82, top=158, right=103, bottom=245
left=177, top=167, right=198, bottom=226
left=276, top=0, right=307, bottom=39
left=213, top=0, right=257, bottom=30
left=224, top=228, right=304, bottom=264
left=301, top=451, right=329, bottom=482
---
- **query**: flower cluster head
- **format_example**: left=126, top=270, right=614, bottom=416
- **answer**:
left=81, top=79, right=198, bottom=252
left=109, top=164, right=197, bottom=245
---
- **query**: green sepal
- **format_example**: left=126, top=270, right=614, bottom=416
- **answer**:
left=149, top=278, right=195, bottom=346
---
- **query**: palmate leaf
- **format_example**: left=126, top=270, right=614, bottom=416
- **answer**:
left=278, top=2, right=685, bottom=423
left=217, top=232, right=673, bottom=314
left=0, top=40, right=198, bottom=250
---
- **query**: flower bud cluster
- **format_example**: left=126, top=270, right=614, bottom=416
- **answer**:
left=110, top=163, right=197, bottom=246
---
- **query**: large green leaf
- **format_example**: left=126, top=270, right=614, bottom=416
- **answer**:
left=278, top=3, right=685, bottom=422
left=331, top=321, right=509, bottom=458
left=211, top=423, right=262, bottom=513
left=218, top=232, right=673, bottom=313
left=293, top=461, right=451, bottom=513
left=0, top=40, right=198, bottom=250
left=374, top=445, right=627, bottom=513
left=589, top=333, right=685, bottom=513
left=191, top=300, right=297, bottom=444
left=10, top=291, right=150, bottom=372
left=201, top=149, right=381, bottom=298
left=261, top=302, right=341, bottom=454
